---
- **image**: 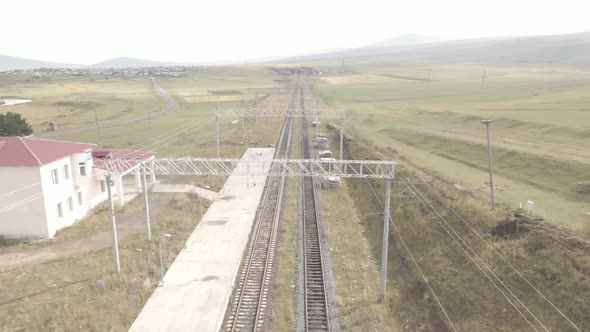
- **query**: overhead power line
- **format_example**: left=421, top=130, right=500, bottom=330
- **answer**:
left=403, top=173, right=548, bottom=331
left=421, top=180, right=582, bottom=332
left=361, top=175, right=457, bottom=331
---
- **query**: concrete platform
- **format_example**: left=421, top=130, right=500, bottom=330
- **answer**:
left=129, top=148, right=275, bottom=332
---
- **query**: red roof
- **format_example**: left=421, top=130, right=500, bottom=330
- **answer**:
left=0, top=136, right=95, bottom=166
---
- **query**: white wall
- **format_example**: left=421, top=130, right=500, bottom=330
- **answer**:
left=41, top=150, right=109, bottom=237
left=0, top=166, right=48, bottom=238
left=0, top=149, right=141, bottom=239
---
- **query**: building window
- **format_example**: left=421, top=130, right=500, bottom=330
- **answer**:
left=51, top=168, right=59, bottom=184
left=57, top=202, right=63, bottom=218
left=63, top=164, right=70, bottom=180
left=100, top=180, right=106, bottom=193
left=79, top=162, right=87, bottom=176
left=78, top=191, right=83, bottom=205
left=67, top=197, right=74, bottom=211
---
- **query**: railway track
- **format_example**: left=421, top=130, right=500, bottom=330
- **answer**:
left=299, top=86, right=331, bottom=331
left=223, top=79, right=297, bottom=332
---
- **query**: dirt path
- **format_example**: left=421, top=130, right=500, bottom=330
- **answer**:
left=37, top=76, right=180, bottom=137
left=0, top=194, right=173, bottom=271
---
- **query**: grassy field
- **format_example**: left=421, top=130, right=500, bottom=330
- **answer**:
left=0, top=72, right=163, bottom=133
left=158, top=66, right=279, bottom=105
left=312, top=63, right=590, bottom=231
left=341, top=133, right=590, bottom=331
left=52, top=67, right=287, bottom=159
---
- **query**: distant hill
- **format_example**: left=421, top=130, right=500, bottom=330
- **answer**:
left=0, top=55, right=187, bottom=72
left=86, top=57, right=181, bottom=69
left=278, top=32, right=590, bottom=67
left=0, top=54, right=81, bottom=72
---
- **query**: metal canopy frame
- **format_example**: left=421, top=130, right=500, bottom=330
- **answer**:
left=104, top=157, right=395, bottom=179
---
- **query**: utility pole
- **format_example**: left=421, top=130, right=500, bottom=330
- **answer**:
left=482, top=68, right=487, bottom=88
left=380, top=177, right=392, bottom=302
left=425, top=69, right=432, bottom=85
left=315, top=115, right=319, bottom=138
left=141, top=166, right=151, bottom=241
left=106, top=174, right=121, bottom=273
left=339, top=117, right=344, bottom=160
left=215, top=112, right=220, bottom=159
left=481, top=120, right=495, bottom=209
left=159, top=233, right=172, bottom=286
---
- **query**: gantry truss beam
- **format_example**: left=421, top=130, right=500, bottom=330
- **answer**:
left=215, top=108, right=345, bottom=118
left=104, top=158, right=395, bottom=179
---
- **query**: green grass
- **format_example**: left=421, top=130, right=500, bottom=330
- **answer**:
left=51, top=67, right=285, bottom=160
left=341, top=133, right=590, bottom=331
left=0, top=74, right=162, bottom=133
left=209, top=90, right=242, bottom=95
left=158, top=66, right=278, bottom=104
left=321, top=181, right=402, bottom=331
left=269, top=176, right=297, bottom=331
left=314, top=63, right=590, bottom=230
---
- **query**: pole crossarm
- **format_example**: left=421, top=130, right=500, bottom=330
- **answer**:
left=215, top=108, right=345, bottom=119
left=104, top=158, right=395, bottom=179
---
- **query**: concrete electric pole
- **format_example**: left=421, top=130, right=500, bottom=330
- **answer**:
left=106, top=174, right=121, bottom=273
left=380, top=177, right=392, bottom=302
left=481, top=120, right=495, bottom=209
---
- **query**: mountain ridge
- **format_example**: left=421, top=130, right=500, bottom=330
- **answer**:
left=0, top=55, right=188, bottom=72
left=274, top=32, right=590, bottom=66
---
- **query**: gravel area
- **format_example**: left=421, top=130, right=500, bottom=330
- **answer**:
left=294, top=177, right=341, bottom=332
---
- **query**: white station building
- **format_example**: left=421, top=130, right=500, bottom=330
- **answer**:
left=0, top=136, right=155, bottom=239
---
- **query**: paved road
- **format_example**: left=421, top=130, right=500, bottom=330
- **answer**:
left=38, top=76, right=180, bottom=137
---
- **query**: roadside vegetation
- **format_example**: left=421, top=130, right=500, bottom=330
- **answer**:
left=338, top=130, right=590, bottom=331
left=0, top=193, right=208, bottom=331
left=320, top=182, right=402, bottom=331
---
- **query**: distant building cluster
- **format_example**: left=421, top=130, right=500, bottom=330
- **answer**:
left=3, top=66, right=205, bottom=79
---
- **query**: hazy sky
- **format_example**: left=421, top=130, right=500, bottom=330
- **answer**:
left=1, top=0, right=589, bottom=64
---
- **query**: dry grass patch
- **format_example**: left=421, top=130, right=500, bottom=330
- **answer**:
left=321, top=182, right=401, bottom=331
left=0, top=193, right=208, bottom=331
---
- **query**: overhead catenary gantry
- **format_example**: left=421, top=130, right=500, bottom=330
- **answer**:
left=103, top=157, right=393, bottom=179
left=214, top=108, right=346, bottom=160
left=103, top=156, right=396, bottom=301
